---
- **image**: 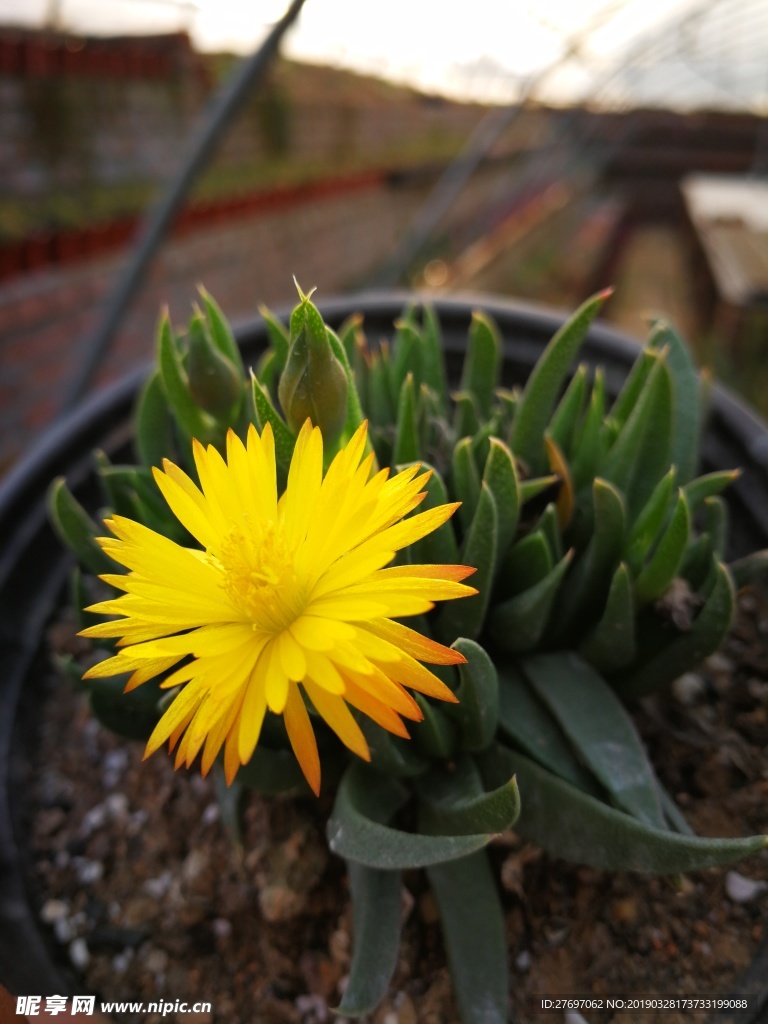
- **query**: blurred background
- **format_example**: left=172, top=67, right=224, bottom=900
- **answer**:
left=0, top=0, right=766, bottom=472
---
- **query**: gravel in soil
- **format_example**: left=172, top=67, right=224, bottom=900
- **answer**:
left=21, top=590, right=768, bottom=1024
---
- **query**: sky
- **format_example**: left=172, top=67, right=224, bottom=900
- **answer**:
left=0, top=0, right=765, bottom=109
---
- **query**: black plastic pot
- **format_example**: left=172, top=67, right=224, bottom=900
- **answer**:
left=2, top=292, right=768, bottom=999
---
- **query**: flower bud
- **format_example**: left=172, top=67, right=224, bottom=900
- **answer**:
left=186, top=313, right=242, bottom=418
left=278, top=286, right=348, bottom=443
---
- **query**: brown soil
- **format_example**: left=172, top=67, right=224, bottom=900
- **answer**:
left=21, top=589, right=768, bottom=1024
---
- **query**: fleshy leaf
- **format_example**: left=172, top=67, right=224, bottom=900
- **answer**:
left=157, top=311, right=215, bottom=441
left=481, top=438, right=520, bottom=558
left=134, top=371, right=176, bottom=470
left=624, top=468, right=676, bottom=576
left=489, top=550, right=572, bottom=653
left=89, top=676, right=163, bottom=741
left=418, top=755, right=520, bottom=837
left=647, top=319, right=701, bottom=484
left=730, top=550, right=768, bottom=589
left=452, top=437, right=481, bottom=532
left=448, top=638, right=499, bottom=753
left=439, top=482, right=497, bottom=642
left=493, top=748, right=767, bottom=873
left=683, top=470, right=740, bottom=514
left=412, top=695, right=458, bottom=760
left=48, top=478, right=115, bottom=576
left=258, top=304, right=290, bottom=366
left=393, top=373, right=420, bottom=465
left=634, top=490, right=691, bottom=607
left=520, top=652, right=666, bottom=829
left=498, top=532, right=553, bottom=599
left=250, top=374, right=296, bottom=479
left=198, top=287, right=244, bottom=374
left=327, top=764, right=500, bottom=869
left=579, top=562, right=636, bottom=672
left=460, top=311, right=501, bottom=418
left=548, top=364, right=588, bottom=457
left=511, top=290, right=609, bottom=473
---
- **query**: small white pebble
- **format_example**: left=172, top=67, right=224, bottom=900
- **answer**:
left=383, top=1014, right=398, bottom=1024
left=54, top=919, right=73, bottom=943
left=69, top=938, right=90, bottom=970
left=672, top=672, right=706, bottom=705
left=725, top=871, right=768, bottom=903
left=105, top=793, right=129, bottom=821
left=296, top=994, right=327, bottom=1021
left=75, top=858, right=104, bottom=885
left=201, top=803, right=220, bottom=827
left=515, top=950, right=531, bottom=971
left=80, top=804, right=107, bottom=835
left=212, top=918, right=232, bottom=940
left=112, top=950, right=133, bottom=974
left=41, top=899, right=69, bottom=924
left=706, top=652, right=734, bottom=674
left=144, top=948, right=168, bottom=973
left=143, top=871, right=172, bottom=900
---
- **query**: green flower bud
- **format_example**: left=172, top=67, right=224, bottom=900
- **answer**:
left=186, top=312, right=242, bottom=419
left=278, top=284, right=348, bottom=443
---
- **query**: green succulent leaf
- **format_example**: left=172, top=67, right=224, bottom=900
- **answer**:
left=609, top=348, right=656, bottom=430
left=338, top=862, right=402, bottom=1017
left=453, top=390, right=482, bottom=439
left=418, top=755, right=520, bottom=837
left=578, top=562, right=636, bottom=672
left=48, top=478, right=115, bottom=576
left=570, top=369, right=606, bottom=491
left=157, top=311, right=215, bottom=441
left=236, top=744, right=311, bottom=795
left=548, top=364, right=588, bottom=457
left=614, top=559, right=735, bottom=699
left=624, top=468, right=676, bottom=576
left=359, top=718, right=430, bottom=778
left=519, top=474, right=559, bottom=506
left=327, top=763, right=500, bottom=869
left=481, top=438, right=520, bottom=557
left=520, top=652, right=666, bottom=829
left=511, top=290, right=609, bottom=473
left=647, top=319, right=701, bottom=484
left=452, top=437, right=481, bottom=532
left=449, top=638, right=499, bottom=752
left=258, top=304, right=290, bottom=367
left=440, top=482, right=497, bottom=643
left=499, top=532, right=553, bottom=599
left=550, top=478, right=626, bottom=644
left=393, top=373, right=420, bottom=465
left=703, top=495, right=728, bottom=558
left=412, top=694, right=459, bottom=760
left=489, top=549, right=573, bottom=653
left=729, top=550, right=768, bottom=589
left=683, top=470, right=740, bottom=514
left=494, top=748, right=767, bottom=873
left=326, top=326, right=369, bottom=447
left=134, top=371, right=176, bottom=470
left=421, top=304, right=449, bottom=410
left=250, top=373, right=296, bottom=479
left=633, top=490, right=691, bottom=607
left=460, top=311, right=501, bottom=418
left=496, top=668, right=601, bottom=795
left=535, top=503, right=563, bottom=563
left=198, top=287, right=244, bottom=373
left=427, top=852, right=509, bottom=1024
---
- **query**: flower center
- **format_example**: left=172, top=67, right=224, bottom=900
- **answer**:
left=216, top=518, right=305, bottom=633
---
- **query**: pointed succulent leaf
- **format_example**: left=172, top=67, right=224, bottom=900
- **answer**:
left=157, top=311, right=215, bottom=441
left=520, top=652, right=666, bottom=829
left=545, top=435, right=574, bottom=529
left=570, top=369, right=605, bottom=493
left=391, top=319, right=423, bottom=395
left=337, top=312, right=364, bottom=365
left=624, top=468, right=676, bottom=576
left=579, top=562, right=636, bottom=672
left=48, top=478, right=115, bottom=576
left=601, top=353, right=673, bottom=520
left=681, top=533, right=714, bottom=591
left=511, top=290, right=609, bottom=473
left=452, top=437, right=481, bottom=532
left=367, top=352, right=396, bottom=429
left=212, top=764, right=244, bottom=843
left=683, top=470, right=740, bottom=514
left=327, top=764, right=500, bottom=869
left=421, top=304, right=449, bottom=410
left=550, top=478, right=625, bottom=644
left=412, top=694, right=459, bottom=760
left=258, top=304, right=290, bottom=366
left=609, top=347, right=656, bottom=429
left=393, top=373, right=420, bottom=465
left=460, top=311, right=501, bottom=418
left=427, top=851, right=509, bottom=1024
left=338, top=861, right=402, bottom=1017
left=448, top=638, right=499, bottom=752
left=703, top=495, right=728, bottom=558
left=499, top=532, right=553, bottom=599
left=729, top=550, right=768, bottom=589
left=452, top=390, right=481, bottom=440
left=519, top=474, right=559, bottom=506
left=634, top=490, right=691, bottom=607
left=134, top=371, right=176, bottom=470
left=496, top=667, right=601, bottom=795
left=440, top=483, right=497, bottom=642
left=494, top=387, right=518, bottom=440
left=535, top=503, right=562, bottom=562
left=250, top=374, right=296, bottom=479
left=657, top=781, right=695, bottom=836
left=482, top=438, right=520, bottom=557
left=198, top=287, right=244, bottom=373
left=647, top=319, right=701, bottom=484
left=489, top=550, right=572, bottom=653
left=407, top=462, right=459, bottom=566
left=548, top=364, right=588, bottom=457
left=254, top=348, right=281, bottom=397
left=418, top=756, right=520, bottom=837
left=614, top=559, right=735, bottom=699
left=497, top=748, right=767, bottom=873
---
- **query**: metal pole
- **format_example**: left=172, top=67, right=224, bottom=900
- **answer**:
left=60, top=0, right=308, bottom=413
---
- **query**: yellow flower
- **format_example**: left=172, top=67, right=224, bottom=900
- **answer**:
left=81, top=420, right=477, bottom=794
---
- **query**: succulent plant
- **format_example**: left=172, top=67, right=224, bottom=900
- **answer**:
left=50, top=284, right=768, bottom=1024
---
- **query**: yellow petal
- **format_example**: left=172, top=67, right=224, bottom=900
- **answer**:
left=284, top=684, right=321, bottom=796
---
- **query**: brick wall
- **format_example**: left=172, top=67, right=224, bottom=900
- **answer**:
left=0, top=161, right=513, bottom=472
